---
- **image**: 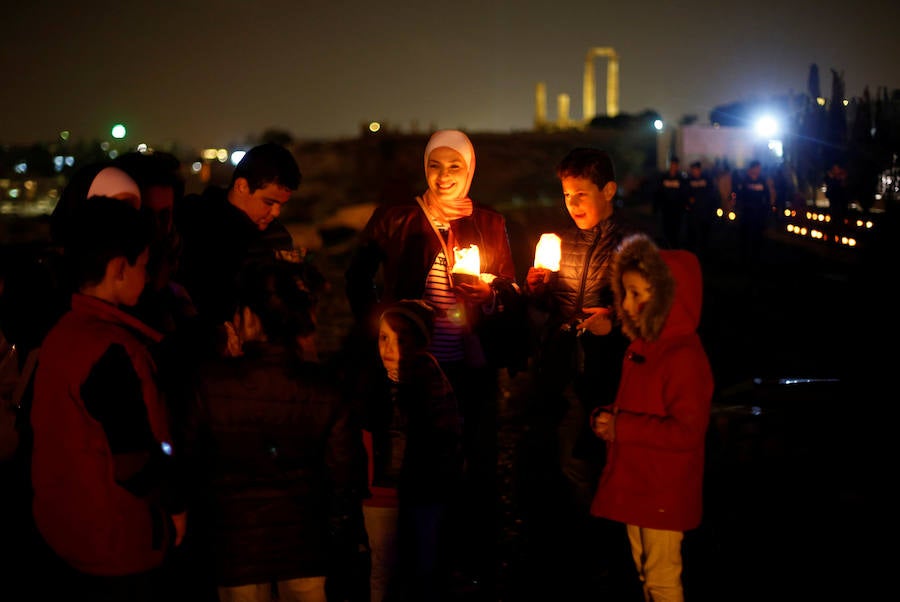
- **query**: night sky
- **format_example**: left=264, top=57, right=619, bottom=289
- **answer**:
left=3, top=0, right=898, bottom=150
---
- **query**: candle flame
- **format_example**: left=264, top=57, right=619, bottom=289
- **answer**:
left=534, top=233, right=561, bottom=271
left=452, top=245, right=481, bottom=276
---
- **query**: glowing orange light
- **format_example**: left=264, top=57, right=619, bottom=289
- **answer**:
left=534, top=233, right=562, bottom=271
left=452, top=245, right=481, bottom=276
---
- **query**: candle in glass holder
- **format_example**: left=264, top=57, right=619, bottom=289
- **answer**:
left=451, top=244, right=481, bottom=285
left=534, top=233, right=561, bottom=271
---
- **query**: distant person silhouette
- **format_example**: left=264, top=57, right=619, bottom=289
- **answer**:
left=654, top=157, right=689, bottom=249
left=684, top=160, right=718, bottom=259
left=824, top=161, right=850, bottom=223
left=732, top=160, right=773, bottom=272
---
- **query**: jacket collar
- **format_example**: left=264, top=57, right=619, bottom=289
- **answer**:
left=70, top=293, right=164, bottom=344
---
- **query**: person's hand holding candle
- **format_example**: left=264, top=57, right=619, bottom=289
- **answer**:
left=454, top=277, right=492, bottom=305
left=451, top=245, right=492, bottom=305
left=528, top=233, right=561, bottom=294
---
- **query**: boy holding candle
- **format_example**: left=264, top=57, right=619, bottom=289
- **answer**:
left=525, top=147, right=643, bottom=594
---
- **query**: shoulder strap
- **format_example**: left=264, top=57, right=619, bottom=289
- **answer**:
left=415, top=196, right=455, bottom=287
left=13, top=347, right=40, bottom=409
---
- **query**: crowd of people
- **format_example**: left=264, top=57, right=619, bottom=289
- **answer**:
left=651, top=155, right=797, bottom=271
left=1, top=131, right=715, bottom=602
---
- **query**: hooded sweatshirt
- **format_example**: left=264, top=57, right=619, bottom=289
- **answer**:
left=590, top=234, right=713, bottom=531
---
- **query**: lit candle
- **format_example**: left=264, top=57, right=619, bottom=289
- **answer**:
left=534, top=233, right=561, bottom=271
left=452, top=244, right=481, bottom=276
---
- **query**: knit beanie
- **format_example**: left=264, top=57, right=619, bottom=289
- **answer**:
left=380, top=299, right=437, bottom=347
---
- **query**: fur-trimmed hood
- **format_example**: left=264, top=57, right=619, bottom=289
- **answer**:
left=611, top=234, right=702, bottom=342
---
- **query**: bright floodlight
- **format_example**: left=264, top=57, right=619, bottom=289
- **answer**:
left=653, top=119, right=663, bottom=131
left=111, top=124, right=127, bottom=139
left=754, top=116, right=778, bottom=138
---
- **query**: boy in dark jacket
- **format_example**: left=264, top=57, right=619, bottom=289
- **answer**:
left=525, top=147, right=642, bottom=595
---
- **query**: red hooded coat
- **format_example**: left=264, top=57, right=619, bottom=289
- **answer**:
left=590, top=235, right=713, bottom=531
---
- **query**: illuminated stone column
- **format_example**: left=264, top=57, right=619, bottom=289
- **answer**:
left=535, top=82, right=547, bottom=130
left=557, top=93, right=571, bottom=128
left=583, top=56, right=596, bottom=122
left=583, top=47, right=620, bottom=121
left=606, top=53, right=619, bottom=117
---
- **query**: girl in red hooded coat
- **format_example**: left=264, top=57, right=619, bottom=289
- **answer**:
left=590, top=233, right=713, bottom=602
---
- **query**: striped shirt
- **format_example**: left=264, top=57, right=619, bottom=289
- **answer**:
left=424, top=245, right=465, bottom=363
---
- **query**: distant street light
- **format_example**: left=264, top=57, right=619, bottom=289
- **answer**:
left=111, top=124, right=127, bottom=139
left=754, top=116, right=778, bottom=138
left=230, top=150, right=246, bottom=165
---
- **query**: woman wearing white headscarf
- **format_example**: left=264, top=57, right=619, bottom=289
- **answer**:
left=346, top=129, right=526, bottom=597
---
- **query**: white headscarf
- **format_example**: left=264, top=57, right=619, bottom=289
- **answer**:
left=422, top=129, right=475, bottom=220
left=86, top=166, right=141, bottom=209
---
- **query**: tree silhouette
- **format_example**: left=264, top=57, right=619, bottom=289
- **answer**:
left=846, top=88, right=875, bottom=211
left=807, top=63, right=821, bottom=100
left=260, top=128, right=294, bottom=146
left=873, top=88, right=900, bottom=206
left=788, top=64, right=829, bottom=199
left=824, top=68, right=848, bottom=169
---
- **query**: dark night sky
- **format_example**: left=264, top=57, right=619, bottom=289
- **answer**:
left=2, top=0, right=898, bottom=150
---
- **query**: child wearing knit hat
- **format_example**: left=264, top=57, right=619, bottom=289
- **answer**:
left=378, top=299, right=436, bottom=381
left=362, top=299, right=463, bottom=601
